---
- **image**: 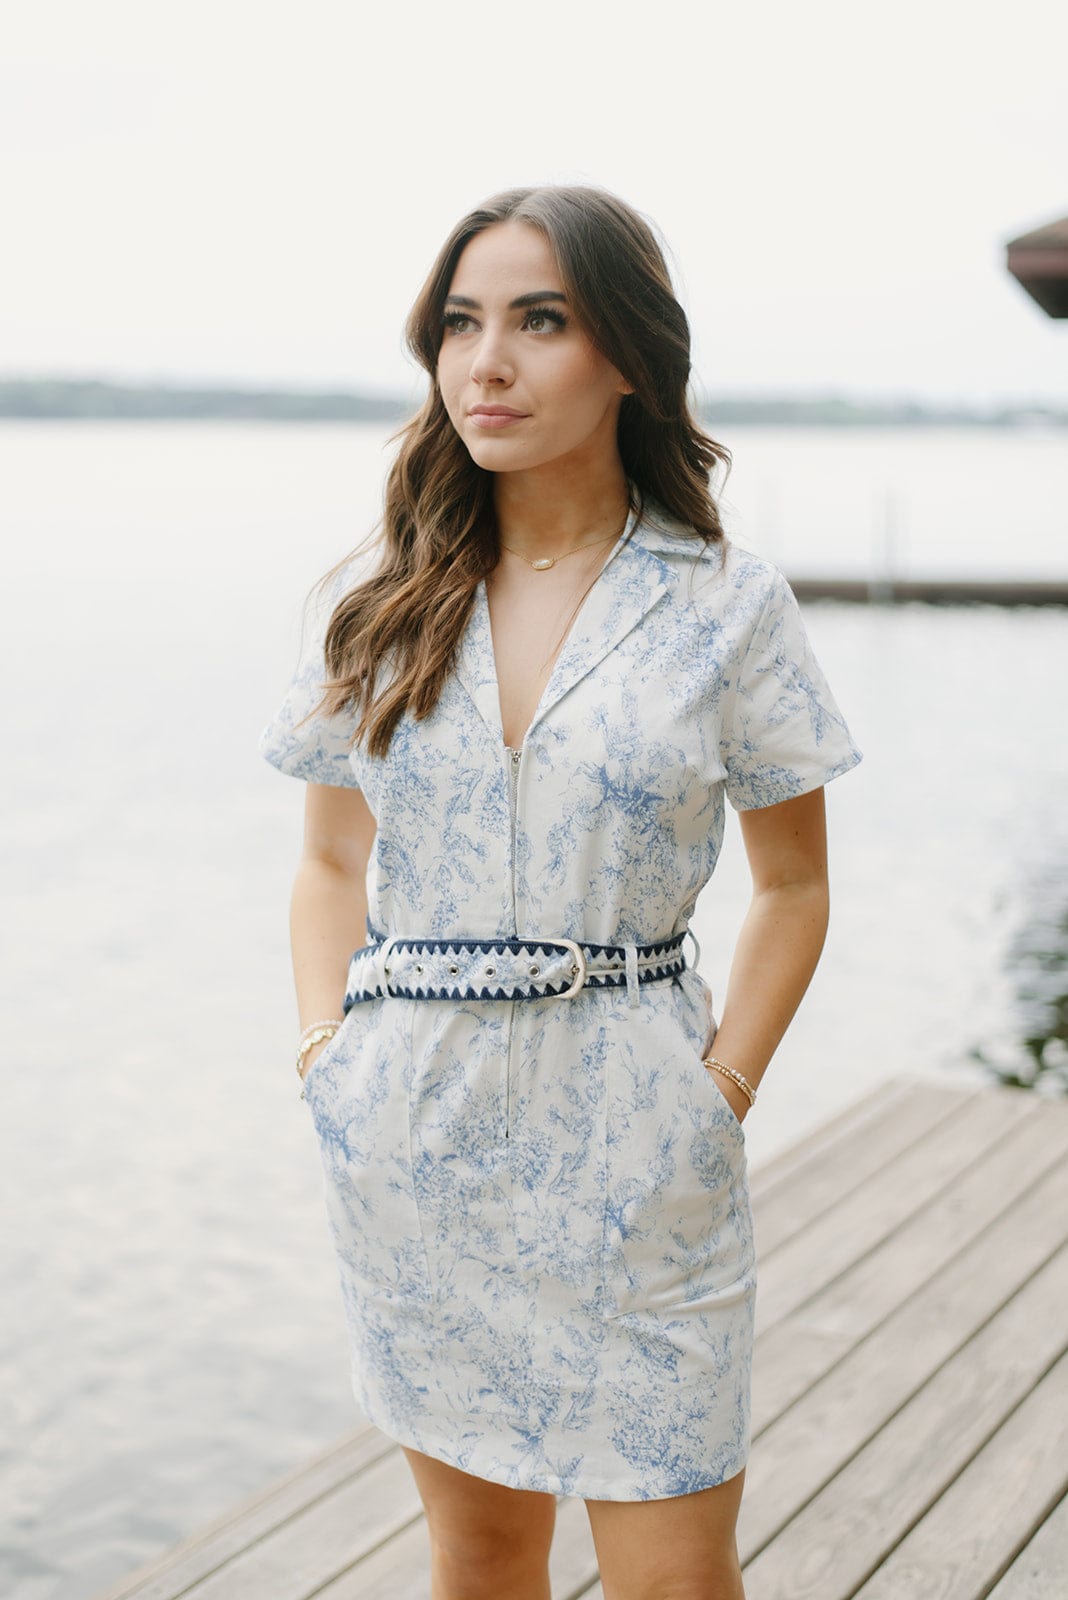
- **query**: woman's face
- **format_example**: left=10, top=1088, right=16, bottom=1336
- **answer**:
left=436, top=220, right=633, bottom=478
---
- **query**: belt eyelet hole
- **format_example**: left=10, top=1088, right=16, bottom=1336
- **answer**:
left=529, top=964, right=540, bottom=976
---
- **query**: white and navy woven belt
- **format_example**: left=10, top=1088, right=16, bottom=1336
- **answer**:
left=342, top=927, right=694, bottom=1011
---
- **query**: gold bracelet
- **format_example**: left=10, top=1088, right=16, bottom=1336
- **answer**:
left=702, top=1055, right=757, bottom=1105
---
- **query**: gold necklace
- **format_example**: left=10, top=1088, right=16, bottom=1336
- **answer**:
left=499, top=510, right=630, bottom=571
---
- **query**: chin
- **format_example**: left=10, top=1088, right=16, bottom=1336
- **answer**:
left=463, top=436, right=533, bottom=471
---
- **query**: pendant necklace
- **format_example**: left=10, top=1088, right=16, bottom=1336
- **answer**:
left=499, top=509, right=630, bottom=571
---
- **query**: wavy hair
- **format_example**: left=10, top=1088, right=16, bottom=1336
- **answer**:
left=315, top=184, right=732, bottom=758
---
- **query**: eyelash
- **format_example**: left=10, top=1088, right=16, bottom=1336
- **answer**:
left=441, top=306, right=568, bottom=335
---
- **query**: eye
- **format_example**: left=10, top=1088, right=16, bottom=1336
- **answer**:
left=441, top=310, right=475, bottom=336
left=524, top=307, right=568, bottom=334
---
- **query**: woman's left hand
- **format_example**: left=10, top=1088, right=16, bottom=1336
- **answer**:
left=708, top=1069, right=750, bottom=1127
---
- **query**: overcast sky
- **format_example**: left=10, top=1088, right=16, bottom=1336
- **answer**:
left=4, top=0, right=1066, bottom=406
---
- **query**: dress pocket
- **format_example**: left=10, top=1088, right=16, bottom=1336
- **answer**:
left=601, top=985, right=754, bottom=1320
left=677, top=968, right=747, bottom=1147
left=695, top=1057, right=748, bottom=1144
left=306, top=999, right=433, bottom=1304
left=299, top=1011, right=355, bottom=1099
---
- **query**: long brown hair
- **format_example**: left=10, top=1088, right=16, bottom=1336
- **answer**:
left=316, top=184, right=732, bottom=758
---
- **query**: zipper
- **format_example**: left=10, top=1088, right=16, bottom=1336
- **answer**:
left=507, top=745, right=522, bottom=934
left=504, top=745, right=523, bottom=1138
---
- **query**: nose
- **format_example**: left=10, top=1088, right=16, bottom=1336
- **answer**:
left=468, top=325, right=514, bottom=388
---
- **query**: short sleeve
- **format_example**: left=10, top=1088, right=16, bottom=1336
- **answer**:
left=721, top=570, right=863, bottom=810
left=258, top=572, right=363, bottom=788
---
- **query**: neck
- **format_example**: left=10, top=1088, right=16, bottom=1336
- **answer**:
left=493, top=459, right=631, bottom=557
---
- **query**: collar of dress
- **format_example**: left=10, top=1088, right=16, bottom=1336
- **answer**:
left=454, top=497, right=727, bottom=747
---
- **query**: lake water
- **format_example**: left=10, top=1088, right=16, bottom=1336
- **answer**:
left=2, top=423, right=1065, bottom=1599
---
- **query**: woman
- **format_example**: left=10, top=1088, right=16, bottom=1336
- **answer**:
left=260, top=185, right=862, bottom=1600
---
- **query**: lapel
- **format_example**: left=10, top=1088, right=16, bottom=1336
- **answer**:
left=452, top=577, right=507, bottom=744
left=526, top=508, right=668, bottom=737
left=453, top=500, right=707, bottom=745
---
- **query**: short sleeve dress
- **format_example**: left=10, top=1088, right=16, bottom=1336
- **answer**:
left=260, top=498, right=863, bottom=1501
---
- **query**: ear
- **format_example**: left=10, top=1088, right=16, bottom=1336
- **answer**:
left=618, top=376, right=636, bottom=397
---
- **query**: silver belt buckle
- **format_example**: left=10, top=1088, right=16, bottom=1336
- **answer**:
left=377, top=934, right=399, bottom=997
left=543, top=937, right=587, bottom=999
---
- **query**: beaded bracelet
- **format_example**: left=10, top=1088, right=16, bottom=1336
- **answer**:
left=702, top=1055, right=757, bottom=1105
left=296, top=1019, right=345, bottom=1086
left=298, top=1017, right=345, bottom=1052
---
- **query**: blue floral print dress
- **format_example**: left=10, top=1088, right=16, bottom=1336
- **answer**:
left=260, top=498, right=862, bottom=1501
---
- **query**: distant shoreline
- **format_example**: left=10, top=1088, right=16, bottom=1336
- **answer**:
left=0, top=377, right=1064, bottom=428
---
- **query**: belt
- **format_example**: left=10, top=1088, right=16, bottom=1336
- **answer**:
left=342, top=926, right=696, bottom=1010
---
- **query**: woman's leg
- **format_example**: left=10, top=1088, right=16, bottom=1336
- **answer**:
left=584, top=1466, right=747, bottom=1600
left=401, top=1445, right=558, bottom=1600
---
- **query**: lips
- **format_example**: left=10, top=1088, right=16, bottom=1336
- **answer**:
left=468, top=405, right=528, bottom=430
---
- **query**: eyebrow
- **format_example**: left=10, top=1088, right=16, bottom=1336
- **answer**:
left=443, top=291, right=568, bottom=310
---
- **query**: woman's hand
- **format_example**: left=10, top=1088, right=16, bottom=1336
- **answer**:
left=299, top=1033, right=336, bottom=1082
left=707, top=1068, right=750, bottom=1126
left=291, top=783, right=376, bottom=1088
left=707, top=788, right=831, bottom=1124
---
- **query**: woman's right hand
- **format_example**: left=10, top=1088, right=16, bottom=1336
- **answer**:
left=292, top=783, right=376, bottom=1087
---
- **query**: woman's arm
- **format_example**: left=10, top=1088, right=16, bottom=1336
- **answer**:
left=705, top=787, right=831, bottom=1124
left=291, top=782, right=378, bottom=1078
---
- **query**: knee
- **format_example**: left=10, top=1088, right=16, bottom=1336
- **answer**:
left=601, top=1554, right=745, bottom=1600
left=428, top=1512, right=555, bottom=1598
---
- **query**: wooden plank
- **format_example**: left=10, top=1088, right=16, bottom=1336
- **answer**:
left=850, top=1347, right=1068, bottom=1600
left=739, top=1241, right=1068, bottom=1599
left=751, top=1081, right=1036, bottom=1331
left=751, top=1091, right=1067, bottom=1428
left=750, top=1078, right=973, bottom=1257
left=740, top=1125, right=1068, bottom=1555
left=547, top=1497, right=601, bottom=1598
left=89, top=1422, right=394, bottom=1600
left=986, top=1492, right=1068, bottom=1600
left=315, top=1509, right=428, bottom=1598
left=177, top=1449, right=425, bottom=1599
left=747, top=1075, right=911, bottom=1196
left=770, top=1091, right=1067, bottom=1345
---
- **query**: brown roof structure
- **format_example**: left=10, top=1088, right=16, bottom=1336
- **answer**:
left=1005, top=214, right=1068, bottom=317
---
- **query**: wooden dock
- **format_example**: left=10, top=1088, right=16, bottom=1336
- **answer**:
left=787, top=576, right=1068, bottom=607
left=93, top=1074, right=1068, bottom=1600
